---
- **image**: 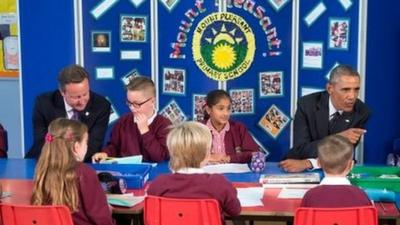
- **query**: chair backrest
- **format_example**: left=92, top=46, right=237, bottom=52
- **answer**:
left=0, top=123, right=7, bottom=158
left=0, top=204, right=74, bottom=225
left=144, top=195, right=222, bottom=225
left=294, top=206, right=378, bottom=225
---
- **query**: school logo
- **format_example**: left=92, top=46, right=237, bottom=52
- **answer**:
left=192, top=12, right=255, bottom=81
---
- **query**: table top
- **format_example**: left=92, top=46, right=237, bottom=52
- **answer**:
left=0, top=158, right=296, bottom=183
left=0, top=158, right=399, bottom=221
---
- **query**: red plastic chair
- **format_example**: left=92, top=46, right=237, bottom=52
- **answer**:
left=144, top=195, right=222, bottom=225
left=0, top=204, right=74, bottom=225
left=294, top=206, right=378, bottom=225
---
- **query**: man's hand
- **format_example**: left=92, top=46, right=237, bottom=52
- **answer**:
left=208, top=153, right=230, bottom=164
left=279, top=159, right=312, bottom=172
left=92, top=152, right=108, bottom=163
left=337, top=128, right=366, bottom=144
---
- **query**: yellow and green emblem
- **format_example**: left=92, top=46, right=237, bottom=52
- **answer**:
left=192, top=12, right=255, bottom=81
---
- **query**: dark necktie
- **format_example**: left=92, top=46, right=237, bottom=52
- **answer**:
left=328, top=111, right=341, bottom=134
left=71, top=110, right=80, bottom=121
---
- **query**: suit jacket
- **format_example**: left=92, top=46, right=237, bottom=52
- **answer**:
left=285, top=91, right=370, bottom=159
left=26, top=90, right=111, bottom=162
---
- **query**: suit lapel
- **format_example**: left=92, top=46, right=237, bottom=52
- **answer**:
left=79, top=91, right=93, bottom=126
left=54, top=91, right=68, bottom=118
left=316, top=92, right=329, bottom=138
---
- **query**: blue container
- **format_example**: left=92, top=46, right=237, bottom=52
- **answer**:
left=90, top=163, right=152, bottom=189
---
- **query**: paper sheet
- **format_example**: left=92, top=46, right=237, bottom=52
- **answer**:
left=277, top=188, right=308, bottom=199
left=203, top=163, right=251, bottom=174
left=236, top=187, right=264, bottom=207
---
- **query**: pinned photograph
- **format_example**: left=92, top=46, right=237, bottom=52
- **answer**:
left=121, top=69, right=140, bottom=86
left=230, top=89, right=254, bottom=115
left=160, top=100, right=186, bottom=125
left=105, top=97, right=119, bottom=125
left=328, top=18, right=350, bottom=50
left=258, top=105, right=290, bottom=139
left=268, top=0, right=290, bottom=12
left=3, top=36, right=18, bottom=70
left=302, top=42, right=323, bottom=69
left=163, top=68, right=185, bottom=95
left=259, top=71, right=283, bottom=97
left=92, top=31, right=111, bottom=52
left=120, top=15, right=147, bottom=42
left=159, top=0, right=179, bottom=11
left=193, top=94, right=206, bottom=122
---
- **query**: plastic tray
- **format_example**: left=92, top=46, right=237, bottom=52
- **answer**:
left=90, top=163, right=152, bottom=189
left=349, top=166, right=400, bottom=192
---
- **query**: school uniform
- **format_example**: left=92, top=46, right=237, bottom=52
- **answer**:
left=301, top=176, right=372, bottom=207
left=102, top=113, right=171, bottom=162
left=74, top=163, right=114, bottom=225
left=207, top=119, right=259, bottom=163
left=147, top=168, right=241, bottom=223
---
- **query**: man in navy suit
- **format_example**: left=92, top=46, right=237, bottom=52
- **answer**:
left=280, top=65, right=370, bottom=172
left=26, top=65, right=111, bottom=162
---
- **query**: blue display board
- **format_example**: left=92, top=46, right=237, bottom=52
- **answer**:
left=78, top=0, right=361, bottom=162
left=298, top=0, right=360, bottom=96
left=82, top=0, right=153, bottom=119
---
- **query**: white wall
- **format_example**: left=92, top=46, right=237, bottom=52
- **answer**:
left=0, top=78, right=23, bottom=158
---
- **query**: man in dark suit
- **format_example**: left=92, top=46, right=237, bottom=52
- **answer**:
left=26, top=65, right=111, bottom=162
left=280, top=65, right=370, bottom=172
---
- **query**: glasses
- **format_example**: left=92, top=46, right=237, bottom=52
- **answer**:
left=126, top=97, right=152, bottom=109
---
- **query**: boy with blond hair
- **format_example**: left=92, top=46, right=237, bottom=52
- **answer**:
left=147, top=121, right=241, bottom=222
left=93, top=76, right=171, bottom=162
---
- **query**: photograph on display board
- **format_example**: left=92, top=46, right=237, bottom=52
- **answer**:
left=229, top=89, right=254, bottom=115
left=268, top=0, right=290, bottom=12
left=328, top=18, right=350, bottom=50
left=259, top=71, right=284, bottom=97
left=162, top=67, right=185, bottom=95
left=92, top=31, right=111, bottom=52
left=121, top=69, right=140, bottom=86
left=3, top=36, right=18, bottom=70
left=120, top=15, right=147, bottom=42
left=192, top=94, right=206, bottom=122
left=159, top=0, right=179, bottom=11
left=258, top=105, right=290, bottom=139
left=302, top=42, right=323, bottom=69
left=326, top=62, right=340, bottom=80
left=160, top=100, right=186, bottom=125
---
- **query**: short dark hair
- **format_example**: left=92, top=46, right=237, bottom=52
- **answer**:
left=329, top=64, right=360, bottom=84
left=318, top=135, right=354, bottom=174
left=58, top=65, right=89, bottom=92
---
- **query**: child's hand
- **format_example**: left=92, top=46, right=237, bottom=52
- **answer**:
left=208, top=153, right=230, bottom=164
left=134, top=112, right=149, bottom=134
left=92, top=152, right=108, bottom=163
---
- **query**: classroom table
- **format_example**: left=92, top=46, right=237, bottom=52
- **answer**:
left=0, top=159, right=399, bottom=225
